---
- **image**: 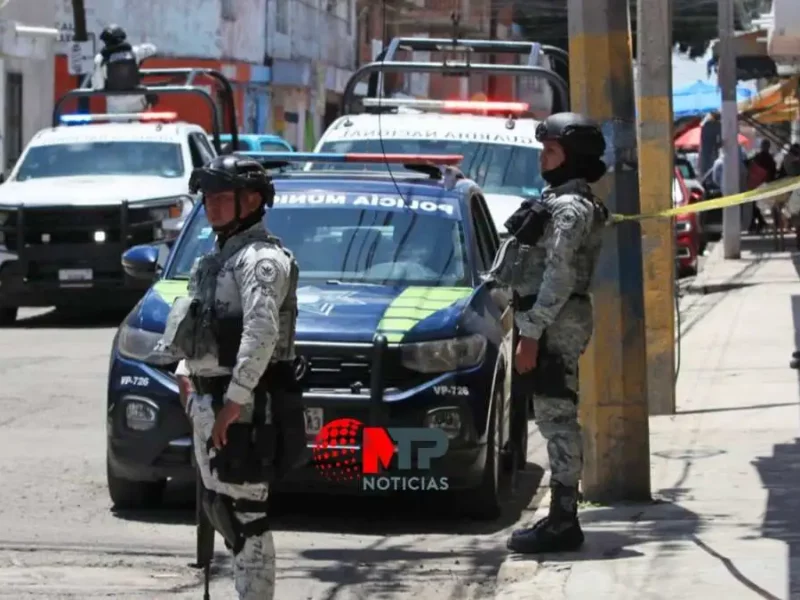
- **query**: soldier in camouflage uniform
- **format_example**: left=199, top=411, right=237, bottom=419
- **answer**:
left=168, top=155, right=301, bottom=599
left=489, top=113, right=609, bottom=554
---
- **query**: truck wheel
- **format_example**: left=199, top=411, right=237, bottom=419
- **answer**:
left=107, top=458, right=165, bottom=510
left=463, top=385, right=503, bottom=521
left=0, top=307, right=17, bottom=327
left=504, top=382, right=529, bottom=473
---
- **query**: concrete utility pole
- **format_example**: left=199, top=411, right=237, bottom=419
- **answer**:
left=567, top=0, right=651, bottom=502
left=637, top=0, right=676, bottom=416
left=719, top=0, right=741, bottom=259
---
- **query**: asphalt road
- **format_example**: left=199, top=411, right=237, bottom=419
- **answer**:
left=0, top=307, right=547, bottom=600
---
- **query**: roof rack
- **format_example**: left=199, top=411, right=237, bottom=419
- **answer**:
left=236, top=151, right=465, bottom=183
left=52, top=67, right=239, bottom=154
left=348, top=37, right=570, bottom=115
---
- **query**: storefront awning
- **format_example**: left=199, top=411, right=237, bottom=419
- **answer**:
left=738, top=75, right=799, bottom=124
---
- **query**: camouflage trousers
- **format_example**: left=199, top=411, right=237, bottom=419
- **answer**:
left=190, top=394, right=276, bottom=600
left=527, top=297, right=592, bottom=488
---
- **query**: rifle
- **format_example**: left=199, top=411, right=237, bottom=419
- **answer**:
left=192, top=464, right=215, bottom=600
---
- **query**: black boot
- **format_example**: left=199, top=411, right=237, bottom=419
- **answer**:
left=506, top=483, right=584, bottom=554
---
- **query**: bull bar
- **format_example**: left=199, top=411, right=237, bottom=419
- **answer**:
left=52, top=67, right=239, bottom=153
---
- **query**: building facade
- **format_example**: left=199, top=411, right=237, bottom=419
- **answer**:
left=0, top=0, right=58, bottom=172
left=52, top=0, right=273, bottom=135
left=265, top=0, right=358, bottom=150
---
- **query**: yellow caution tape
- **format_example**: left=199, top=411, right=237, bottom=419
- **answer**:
left=611, top=174, right=800, bottom=223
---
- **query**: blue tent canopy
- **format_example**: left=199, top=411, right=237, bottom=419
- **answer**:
left=673, top=80, right=754, bottom=118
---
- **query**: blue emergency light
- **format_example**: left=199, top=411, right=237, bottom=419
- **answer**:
left=237, top=151, right=463, bottom=166
left=59, top=111, right=178, bottom=125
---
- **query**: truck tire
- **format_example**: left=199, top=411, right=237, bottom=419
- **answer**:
left=0, top=307, right=17, bottom=327
left=463, top=385, right=504, bottom=521
left=107, top=458, right=166, bottom=510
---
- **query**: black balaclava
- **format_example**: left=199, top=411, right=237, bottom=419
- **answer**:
left=542, top=147, right=607, bottom=187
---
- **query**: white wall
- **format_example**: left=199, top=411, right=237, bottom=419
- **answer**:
left=55, top=0, right=267, bottom=63
left=0, top=0, right=58, bottom=170
left=266, top=0, right=355, bottom=69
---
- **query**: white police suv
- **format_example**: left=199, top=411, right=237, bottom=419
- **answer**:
left=313, top=99, right=544, bottom=238
left=0, top=111, right=216, bottom=325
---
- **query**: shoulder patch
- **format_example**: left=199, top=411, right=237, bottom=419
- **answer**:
left=254, top=257, right=279, bottom=285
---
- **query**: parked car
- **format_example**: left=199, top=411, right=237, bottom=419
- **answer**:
left=674, top=166, right=701, bottom=276
left=215, top=133, right=293, bottom=154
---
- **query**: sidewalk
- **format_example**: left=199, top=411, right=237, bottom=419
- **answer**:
left=495, top=235, right=800, bottom=600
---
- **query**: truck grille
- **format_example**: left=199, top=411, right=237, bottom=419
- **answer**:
left=297, top=347, right=424, bottom=391
left=2, top=205, right=157, bottom=251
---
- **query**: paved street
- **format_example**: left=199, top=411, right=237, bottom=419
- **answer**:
left=0, top=309, right=547, bottom=599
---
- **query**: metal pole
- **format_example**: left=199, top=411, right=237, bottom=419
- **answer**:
left=71, top=0, right=90, bottom=113
left=719, top=0, right=741, bottom=259
left=568, top=0, right=651, bottom=502
left=637, top=0, right=676, bottom=416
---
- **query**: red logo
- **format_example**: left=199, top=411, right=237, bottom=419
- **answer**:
left=312, top=418, right=364, bottom=482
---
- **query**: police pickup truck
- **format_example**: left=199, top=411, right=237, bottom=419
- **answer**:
left=0, top=68, right=239, bottom=325
left=107, top=152, right=528, bottom=520
left=316, top=36, right=571, bottom=237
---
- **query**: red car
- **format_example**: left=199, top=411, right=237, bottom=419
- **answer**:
left=674, top=166, right=701, bottom=276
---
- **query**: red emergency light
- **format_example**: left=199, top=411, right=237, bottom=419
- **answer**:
left=442, top=100, right=530, bottom=113
left=239, top=151, right=464, bottom=166
left=360, top=97, right=530, bottom=115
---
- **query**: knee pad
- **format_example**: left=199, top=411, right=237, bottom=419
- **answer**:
left=201, top=491, right=270, bottom=555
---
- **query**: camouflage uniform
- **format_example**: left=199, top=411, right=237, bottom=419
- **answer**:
left=491, top=179, right=605, bottom=489
left=175, top=223, right=298, bottom=600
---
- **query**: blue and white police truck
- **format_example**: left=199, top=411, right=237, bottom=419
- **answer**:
left=107, top=152, right=527, bottom=520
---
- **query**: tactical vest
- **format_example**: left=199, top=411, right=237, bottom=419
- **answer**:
left=103, top=46, right=140, bottom=91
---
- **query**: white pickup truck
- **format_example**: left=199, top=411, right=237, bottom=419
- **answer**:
left=0, top=111, right=218, bottom=325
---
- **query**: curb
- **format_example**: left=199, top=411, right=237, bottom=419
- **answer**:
left=493, top=490, right=551, bottom=599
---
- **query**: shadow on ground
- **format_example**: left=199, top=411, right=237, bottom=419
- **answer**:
left=10, top=306, right=130, bottom=329
left=113, top=462, right=545, bottom=538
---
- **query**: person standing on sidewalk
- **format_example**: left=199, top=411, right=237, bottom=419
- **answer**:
left=488, top=113, right=609, bottom=554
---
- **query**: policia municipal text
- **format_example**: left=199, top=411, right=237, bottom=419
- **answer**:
left=490, top=113, right=609, bottom=554
left=156, top=156, right=307, bottom=598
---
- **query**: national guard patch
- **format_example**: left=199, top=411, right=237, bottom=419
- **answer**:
left=254, top=258, right=279, bottom=286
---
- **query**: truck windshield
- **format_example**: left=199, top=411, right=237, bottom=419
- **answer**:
left=169, top=203, right=469, bottom=287
left=316, top=139, right=544, bottom=199
left=13, top=141, right=184, bottom=181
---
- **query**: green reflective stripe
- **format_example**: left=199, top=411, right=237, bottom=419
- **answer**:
left=152, top=279, right=189, bottom=305
left=377, top=286, right=471, bottom=343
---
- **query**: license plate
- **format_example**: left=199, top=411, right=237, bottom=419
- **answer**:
left=59, top=268, right=93, bottom=282
left=304, top=408, right=324, bottom=436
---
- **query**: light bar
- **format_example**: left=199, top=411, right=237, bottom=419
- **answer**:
left=238, top=151, right=463, bottom=166
left=361, top=98, right=529, bottom=114
left=59, top=111, right=178, bottom=125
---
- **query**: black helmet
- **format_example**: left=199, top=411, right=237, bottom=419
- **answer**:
left=189, top=155, right=275, bottom=209
left=100, top=24, right=127, bottom=46
left=535, top=112, right=606, bottom=158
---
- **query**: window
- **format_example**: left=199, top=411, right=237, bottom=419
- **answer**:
left=13, top=142, right=184, bottom=181
left=275, top=0, right=289, bottom=34
left=190, top=133, right=215, bottom=165
left=470, top=195, right=496, bottom=272
left=170, top=204, right=469, bottom=287
left=261, top=141, right=292, bottom=152
left=317, top=138, right=544, bottom=197
left=4, top=72, right=23, bottom=171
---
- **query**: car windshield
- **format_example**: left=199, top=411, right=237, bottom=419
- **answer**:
left=316, top=139, right=544, bottom=198
left=14, top=141, right=184, bottom=181
left=168, top=200, right=469, bottom=286
left=261, top=141, right=291, bottom=152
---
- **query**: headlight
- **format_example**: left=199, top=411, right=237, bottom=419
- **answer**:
left=400, top=333, right=487, bottom=374
left=118, top=324, right=172, bottom=363
left=675, top=221, right=691, bottom=234
left=139, top=195, right=195, bottom=240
